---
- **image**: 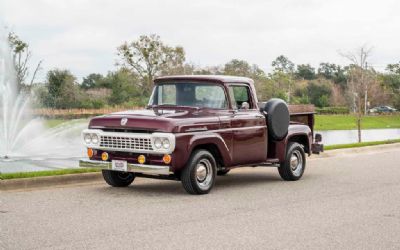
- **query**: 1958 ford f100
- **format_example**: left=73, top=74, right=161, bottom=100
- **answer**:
left=80, top=75, right=323, bottom=194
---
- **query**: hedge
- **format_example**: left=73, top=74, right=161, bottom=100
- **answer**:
left=316, top=107, right=350, bottom=114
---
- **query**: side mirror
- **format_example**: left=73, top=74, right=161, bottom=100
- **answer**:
left=315, top=133, right=322, bottom=143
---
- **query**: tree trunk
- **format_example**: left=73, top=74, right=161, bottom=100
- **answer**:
left=357, top=97, right=362, bottom=143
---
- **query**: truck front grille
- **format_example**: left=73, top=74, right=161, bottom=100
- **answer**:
left=100, top=136, right=153, bottom=151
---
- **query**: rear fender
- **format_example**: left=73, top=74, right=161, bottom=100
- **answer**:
left=273, top=125, right=312, bottom=162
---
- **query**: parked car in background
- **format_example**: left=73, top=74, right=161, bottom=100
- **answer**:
left=369, top=106, right=398, bottom=114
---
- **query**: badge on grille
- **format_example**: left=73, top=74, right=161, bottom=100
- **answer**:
left=121, top=118, right=128, bottom=126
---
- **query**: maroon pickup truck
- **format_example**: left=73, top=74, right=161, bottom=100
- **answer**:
left=80, top=75, right=323, bottom=194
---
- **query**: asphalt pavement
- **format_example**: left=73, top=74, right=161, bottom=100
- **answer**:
left=1, top=144, right=400, bottom=250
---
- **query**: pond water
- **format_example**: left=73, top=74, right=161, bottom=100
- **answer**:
left=316, top=128, right=400, bottom=146
left=1, top=127, right=399, bottom=174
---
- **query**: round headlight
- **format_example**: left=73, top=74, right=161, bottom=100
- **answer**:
left=162, top=139, right=170, bottom=149
left=91, top=134, right=99, bottom=144
left=154, top=138, right=162, bottom=149
left=84, top=134, right=92, bottom=144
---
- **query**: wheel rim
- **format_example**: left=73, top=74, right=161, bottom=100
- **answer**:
left=290, top=150, right=303, bottom=177
left=195, top=159, right=213, bottom=190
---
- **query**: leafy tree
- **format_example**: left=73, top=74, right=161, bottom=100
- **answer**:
left=317, top=63, right=347, bottom=86
left=270, top=55, right=295, bottom=103
left=81, top=73, right=104, bottom=89
left=386, top=62, right=400, bottom=74
left=381, top=63, right=400, bottom=109
left=224, top=59, right=252, bottom=76
left=272, top=55, right=294, bottom=74
left=295, top=64, right=315, bottom=80
left=41, top=69, right=81, bottom=109
left=117, top=34, right=185, bottom=96
left=105, top=69, right=143, bottom=105
left=306, top=82, right=332, bottom=107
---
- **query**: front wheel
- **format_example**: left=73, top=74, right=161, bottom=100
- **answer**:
left=278, top=142, right=306, bottom=181
left=181, top=150, right=217, bottom=195
left=102, top=170, right=135, bottom=187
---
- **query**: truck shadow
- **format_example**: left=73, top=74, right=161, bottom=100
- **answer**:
left=96, top=169, right=284, bottom=196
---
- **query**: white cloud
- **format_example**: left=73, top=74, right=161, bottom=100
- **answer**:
left=1, top=0, right=399, bottom=82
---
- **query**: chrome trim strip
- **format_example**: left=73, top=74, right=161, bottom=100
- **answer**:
left=79, top=159, right=172, bottom=175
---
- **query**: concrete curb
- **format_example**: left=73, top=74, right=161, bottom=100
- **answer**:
left=311, top=142, right=400, bottom=159
left=0, top=172, right=103, bottom=191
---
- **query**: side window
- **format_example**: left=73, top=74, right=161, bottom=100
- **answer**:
left=195, top=85, right=227, bottom=109
left=228, top=85, right=252, bottom=110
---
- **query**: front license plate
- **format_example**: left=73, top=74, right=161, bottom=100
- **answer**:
left=112, top=160, right=128, bottom=172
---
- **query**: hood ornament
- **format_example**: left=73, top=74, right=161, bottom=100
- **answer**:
left=121, top=117, right=128, bottom=126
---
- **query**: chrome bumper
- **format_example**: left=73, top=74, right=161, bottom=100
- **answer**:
left=79, top=159, right=172, bottom=175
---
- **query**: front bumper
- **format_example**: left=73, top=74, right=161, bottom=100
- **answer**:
left=79, top=159, right=172, bottom=176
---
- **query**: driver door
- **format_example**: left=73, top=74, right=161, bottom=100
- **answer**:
left=228, top=84, right=267, bottom=165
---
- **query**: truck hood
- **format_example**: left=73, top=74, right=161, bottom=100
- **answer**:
left=88, top=109, right=221, bottom=133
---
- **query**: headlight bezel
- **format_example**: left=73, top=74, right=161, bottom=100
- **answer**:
left=82, top=130, right=101, bottom=146
left=151, top=133, right=175, bottom=153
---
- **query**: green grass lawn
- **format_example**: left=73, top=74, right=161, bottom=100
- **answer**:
left=315, top=115, right=400, bottom=130
left=324, top=139, right=400, bottom=150
left=0, top=168, right=100, bottom=180
left=45, top=119, right=68, bottom=128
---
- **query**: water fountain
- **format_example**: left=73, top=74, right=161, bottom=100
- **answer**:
left=0, top=31, right=86, bottom=173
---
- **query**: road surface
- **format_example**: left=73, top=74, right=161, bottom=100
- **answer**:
left=1, top=145, right=400, bottom=249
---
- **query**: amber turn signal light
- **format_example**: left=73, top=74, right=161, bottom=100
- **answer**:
left=101, top=152, right=109, bottom=161
left=138, top=155, right=146, bottom=164
left=163, top=154, right=172, bottom=164
left=87, top=148, right=94, bottom=158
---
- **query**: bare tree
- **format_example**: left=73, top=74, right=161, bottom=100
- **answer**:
left=341, top=46, right=373, bottom=142
left=8, top=32, right=42, bottom=91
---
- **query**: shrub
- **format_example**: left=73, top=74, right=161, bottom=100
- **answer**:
left=316, top=106, right=350, bottom=114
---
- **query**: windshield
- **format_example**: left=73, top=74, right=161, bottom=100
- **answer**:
left=149, top=82, right=228, bottom=109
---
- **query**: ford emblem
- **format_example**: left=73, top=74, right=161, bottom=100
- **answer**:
left=121, top=117, right=128, bottom=126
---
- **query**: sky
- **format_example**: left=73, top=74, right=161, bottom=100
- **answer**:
left=1, top=0, right=400, bottom=82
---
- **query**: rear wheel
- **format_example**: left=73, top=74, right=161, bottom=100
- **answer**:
left=102, top=170, right=135, bottom=187
left=181, top=150, right=217, bottom=195
left=278, top=142, right=306, bottom=181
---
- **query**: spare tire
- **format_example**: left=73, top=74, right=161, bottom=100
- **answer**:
left=262, top=98, right=289, bottom=141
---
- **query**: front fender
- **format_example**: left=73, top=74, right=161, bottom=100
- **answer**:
left=171, top=132, right=232, bottom=171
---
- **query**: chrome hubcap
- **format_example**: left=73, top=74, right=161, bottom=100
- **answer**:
left=195, top=159, right=213, bottom=190
left=196, top=165, right=207, bottom=182
left=290, top=150, right=303, bottom=177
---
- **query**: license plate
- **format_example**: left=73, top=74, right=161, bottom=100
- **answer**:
left=112, top=160, right=128, bottom=172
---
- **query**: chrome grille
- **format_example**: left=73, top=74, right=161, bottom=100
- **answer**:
left=100, top=136, right=152, bottom=151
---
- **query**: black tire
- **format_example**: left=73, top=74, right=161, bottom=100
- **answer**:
left=262, top=98, right=290, bottom=141
left=217, top=169, right=230, bottom=176
left=181, top=150, right=217, bottom=195
left=102, top=170, right=135, bottom=187
left=278, top=142, right=306, bottom=181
